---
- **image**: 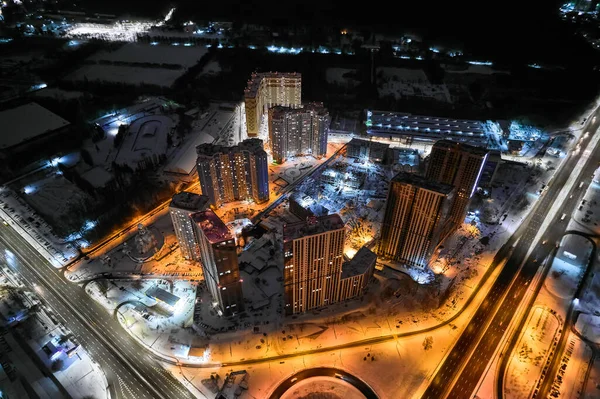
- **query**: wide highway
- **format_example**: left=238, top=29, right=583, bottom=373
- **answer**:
left=0, top=224, right=195, bottom=399
left=421, top=110, right=600, bottom=399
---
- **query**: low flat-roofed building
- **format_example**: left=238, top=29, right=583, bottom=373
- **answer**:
left=145, top=286, right=180, bottom=308
left=289, top=192, right=328, bottom=221
left=346, top=138, right=389, bottom=163
left=81, top=166, right=115, bottom=190
left=365, top=110, right=488, bottom=146
left=339, top=247, right=376, bottom=300
left=164, top=132, right=214, bottom=176
left=0, top=102, right=71, bottom=159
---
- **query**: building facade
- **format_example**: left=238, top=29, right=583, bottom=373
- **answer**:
left=196, top=138, right=269, bottom=208
left=244, top=72, right=302, bottom=137
left=192, top=210, right=244, bottom=317
left=426, top=140, right=488, bottom=236
left=169, top=192, right=209, bottom=260
left=283, top=215, right=345, bottom=315
left=268, top=103, right=330, bottom=164
left=377, top=173, right=454, bottom=268
left=339, top=247, right=377, bottom=300
left=283, top=214, right=374, bottom=315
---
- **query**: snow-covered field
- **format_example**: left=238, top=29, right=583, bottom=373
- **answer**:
left=34, top=87, right=84, bottom=100
left=504, top=306, right=560, bottom=399
left=68, top=64, right=184, bottom=87
left=89, top=43, right=208, bottom=68
left=0, top=270, right=109, bottom=399
left=376, top=66, right=452, bottom=103
left=326, top=67, right=360, bottom=87
left=0, top=185, right=79, bottom=266
left=199, top=60, right=222, bottom=76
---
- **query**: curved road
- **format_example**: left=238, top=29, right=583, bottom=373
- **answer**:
left=421, top=110, right=600, bottom=399
left=268, top=367, right=378, bottom=399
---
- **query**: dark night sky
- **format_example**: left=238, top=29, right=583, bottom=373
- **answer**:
left=80, top=0, right=593, bottom=65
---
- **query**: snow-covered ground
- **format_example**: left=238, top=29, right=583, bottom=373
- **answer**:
left=553, top=332, right=593, bottom=399
left=0, top=186, right=78, bottom=267
left=493, top=234, right=591, bottom=399
left=568, top=179, right=600, bottom=236
left=66, top=208, right=203, bottom=281
left=504, top=306, right=561, bottom=399
left=0, top=268, right=109, bottom=399
left=376, top=67, right=452, bottom=103
left=34, top=87, right=85, bottom=100
left=280, top=376, right=366, bottom=399
left=89, top=42, right=208, bottom=68
left=199, top=60, right=222, bottom=76
left=68, top=63, right=185, bottom=87
left=326, top=67, right=360, bottom=88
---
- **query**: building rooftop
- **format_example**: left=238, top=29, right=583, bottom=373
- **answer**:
left=196, top=138, right=265, bottom=159
left=170, top=192, right=209, bottom=212
left=283, top=214, right=345, bottom=242
left=244, top=71, right=301, bottom=98
left=81, top=167, right=113, bottom=188
left=432, top=139, right=489, bottom=156
left=145, top=286, right=180, bottom=307
left=366, top=110, right=488, bottom=144
left=342, top=247, right=377, bottom=279
left=270, top=102, right=329, bottom=118
left=348, top=138, right=389, bottom=150
left=164, top=131, right=214, bottom=175
left=392, top=172, right=454, bottom=194
left=191, top=210, right=232, bottom=244
left=0, top=102, right=71, bottom=149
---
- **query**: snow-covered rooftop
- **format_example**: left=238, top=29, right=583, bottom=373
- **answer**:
left=283, top=214, right=345, bottom=242
left=164, top=131, right=214, bottom=175
left=392, top=172, right=454, bottom=194
left=342, top=247, right=377, bottom=279
left=81, top=167, right=113, bottom=188
left=170, top=192, right=209, bottom=211
left=0, top=102, right=70, bottom=149
left=191, top=210, right=232, bottom=244
left=145, top=286, right=180, bottom=307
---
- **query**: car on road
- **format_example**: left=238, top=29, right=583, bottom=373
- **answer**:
left=560, top=213, right=567, bottom=221
left=542, top=240, right=547, bottom=245
left=290, top=377, right=298, bottom=383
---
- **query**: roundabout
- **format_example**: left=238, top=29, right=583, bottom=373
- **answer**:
left=270, top=368, right=378, bottom=399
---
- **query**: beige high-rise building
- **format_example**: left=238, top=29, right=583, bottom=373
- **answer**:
left=377, top=173, right=454, bottom=269
left=244, top=72, right=302, bottom=137
left=268, top=102, right=330, bottom=164
left=426, top=140, right=488, bottom=237
left=283, top=214, right=375, bottom=315
left=169, top=192, right=209, bottom=260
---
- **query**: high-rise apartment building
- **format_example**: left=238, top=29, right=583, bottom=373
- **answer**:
left=377, top=173, right=454, bottom=268
left=169, top=192, right=209, bottom=260
left=268, top=103, right=330, bottom=164
left=196, top=138, right=269, bottom=208
left=426, top=140, right=488, bottom=236
left=192, top=210, right=244, bottom=317
left=283, top=214, right=375, bottom=315
left=244, top=72, right=302, bottom=137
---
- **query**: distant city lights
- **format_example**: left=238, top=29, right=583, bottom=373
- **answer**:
left=29, top=83, right=47, bottom=92
left=467, top=61, right=493, bottom=66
